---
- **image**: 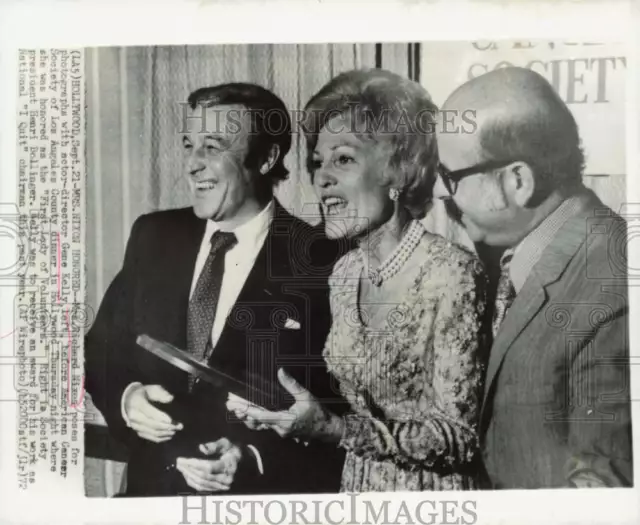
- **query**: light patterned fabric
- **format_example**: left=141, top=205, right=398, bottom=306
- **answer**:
left=324, top=231, right=489, bottom=492
left=492, top=249, right=516, bottom=338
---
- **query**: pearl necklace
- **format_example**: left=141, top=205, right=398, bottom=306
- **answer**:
left=367, top=220, right=424, bottom=287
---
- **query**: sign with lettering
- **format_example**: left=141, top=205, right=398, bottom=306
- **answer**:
left=421, top=41, right=627, bottom=175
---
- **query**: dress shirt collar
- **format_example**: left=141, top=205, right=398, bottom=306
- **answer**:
left=510, top=192, right=586, bottom=293
left=204, top=200, right=274, bottom=249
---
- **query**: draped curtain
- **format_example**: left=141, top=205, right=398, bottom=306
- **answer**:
left=84, top=42, right=424, bottom=496
left=85, top=43, right=426, bottom=313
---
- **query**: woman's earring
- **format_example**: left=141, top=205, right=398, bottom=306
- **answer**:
left=389, top=188, right=399, bottom=201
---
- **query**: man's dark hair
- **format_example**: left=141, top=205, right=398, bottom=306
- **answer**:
left=187, top=83, right=292, bottom=185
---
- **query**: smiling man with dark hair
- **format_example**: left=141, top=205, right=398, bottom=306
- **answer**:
left=86, top=82, right=347, bottom=496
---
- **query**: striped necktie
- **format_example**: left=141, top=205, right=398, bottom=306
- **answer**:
left=186, top=230, right=237, bottom=390
left=492, top=248, right=516, bottom=339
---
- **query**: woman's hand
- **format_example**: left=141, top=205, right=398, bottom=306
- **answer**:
left=227, top=368, right=344, bottom=444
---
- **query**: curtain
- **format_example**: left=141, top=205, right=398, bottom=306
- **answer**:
left=85, top=43, right=424, bottom=312
left=84, top=42, right=422, bottom=497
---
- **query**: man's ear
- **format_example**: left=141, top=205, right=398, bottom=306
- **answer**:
left=259, top=144, right=280, bottom=175
left=505, top=161, right=535, bottom=207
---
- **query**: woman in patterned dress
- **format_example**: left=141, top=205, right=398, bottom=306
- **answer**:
left=231, top=69, right=490, bottom=491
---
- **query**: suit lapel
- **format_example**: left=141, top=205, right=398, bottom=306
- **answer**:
left=146, top=208, right=206, bottom=349
left=481, top=191, right=603, bottom=413
left=174, top=211, right=207, bottom=306
left=209, top=202, right=294, bottom=363
left=481, top=275, right=546, bottom=412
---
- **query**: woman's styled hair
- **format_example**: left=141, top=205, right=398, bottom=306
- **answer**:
left=303, top=68, right=438, bottom=219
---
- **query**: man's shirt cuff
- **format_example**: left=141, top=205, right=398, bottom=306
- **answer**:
left=121, top=382, right=142, bottom=427
left=246, top=445, right=264, bottom=475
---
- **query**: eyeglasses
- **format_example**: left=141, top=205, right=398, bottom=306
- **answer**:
left=437, top=159, right=517, bottom=195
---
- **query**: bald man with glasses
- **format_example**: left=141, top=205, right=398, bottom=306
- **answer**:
left=433, top=67, right=632, bottom=489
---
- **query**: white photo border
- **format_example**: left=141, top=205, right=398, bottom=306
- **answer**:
left=0, top=1, right=638, bottom=524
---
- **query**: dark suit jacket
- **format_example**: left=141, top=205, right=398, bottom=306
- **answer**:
left=85, top=202, right=349, bottom=496
left=481, top=189, right=633, bottom=488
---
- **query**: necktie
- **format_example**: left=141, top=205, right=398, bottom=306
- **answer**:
left=492, top=248, right=516, bottom=339
left=187, top=230, right=237, bottom=389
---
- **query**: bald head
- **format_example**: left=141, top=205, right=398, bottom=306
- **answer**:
left=445, top=66, right=561, bottom=112
left=440, top=67, right=584, bottom=200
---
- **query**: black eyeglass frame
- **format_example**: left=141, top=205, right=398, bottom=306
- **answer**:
left=437, top=159, right=518, bottom=195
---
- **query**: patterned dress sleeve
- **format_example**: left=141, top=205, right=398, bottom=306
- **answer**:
left=338, top=255, right=488, bottom=468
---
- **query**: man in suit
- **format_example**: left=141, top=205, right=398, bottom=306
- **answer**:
left=85, top=83, right=347, bottom=496
left=433, top=67, right=633, bottom=488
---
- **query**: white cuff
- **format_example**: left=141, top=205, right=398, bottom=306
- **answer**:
left=246, top=445, right=264, bottom=475
left=121, top=382, right=142, bottom=427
